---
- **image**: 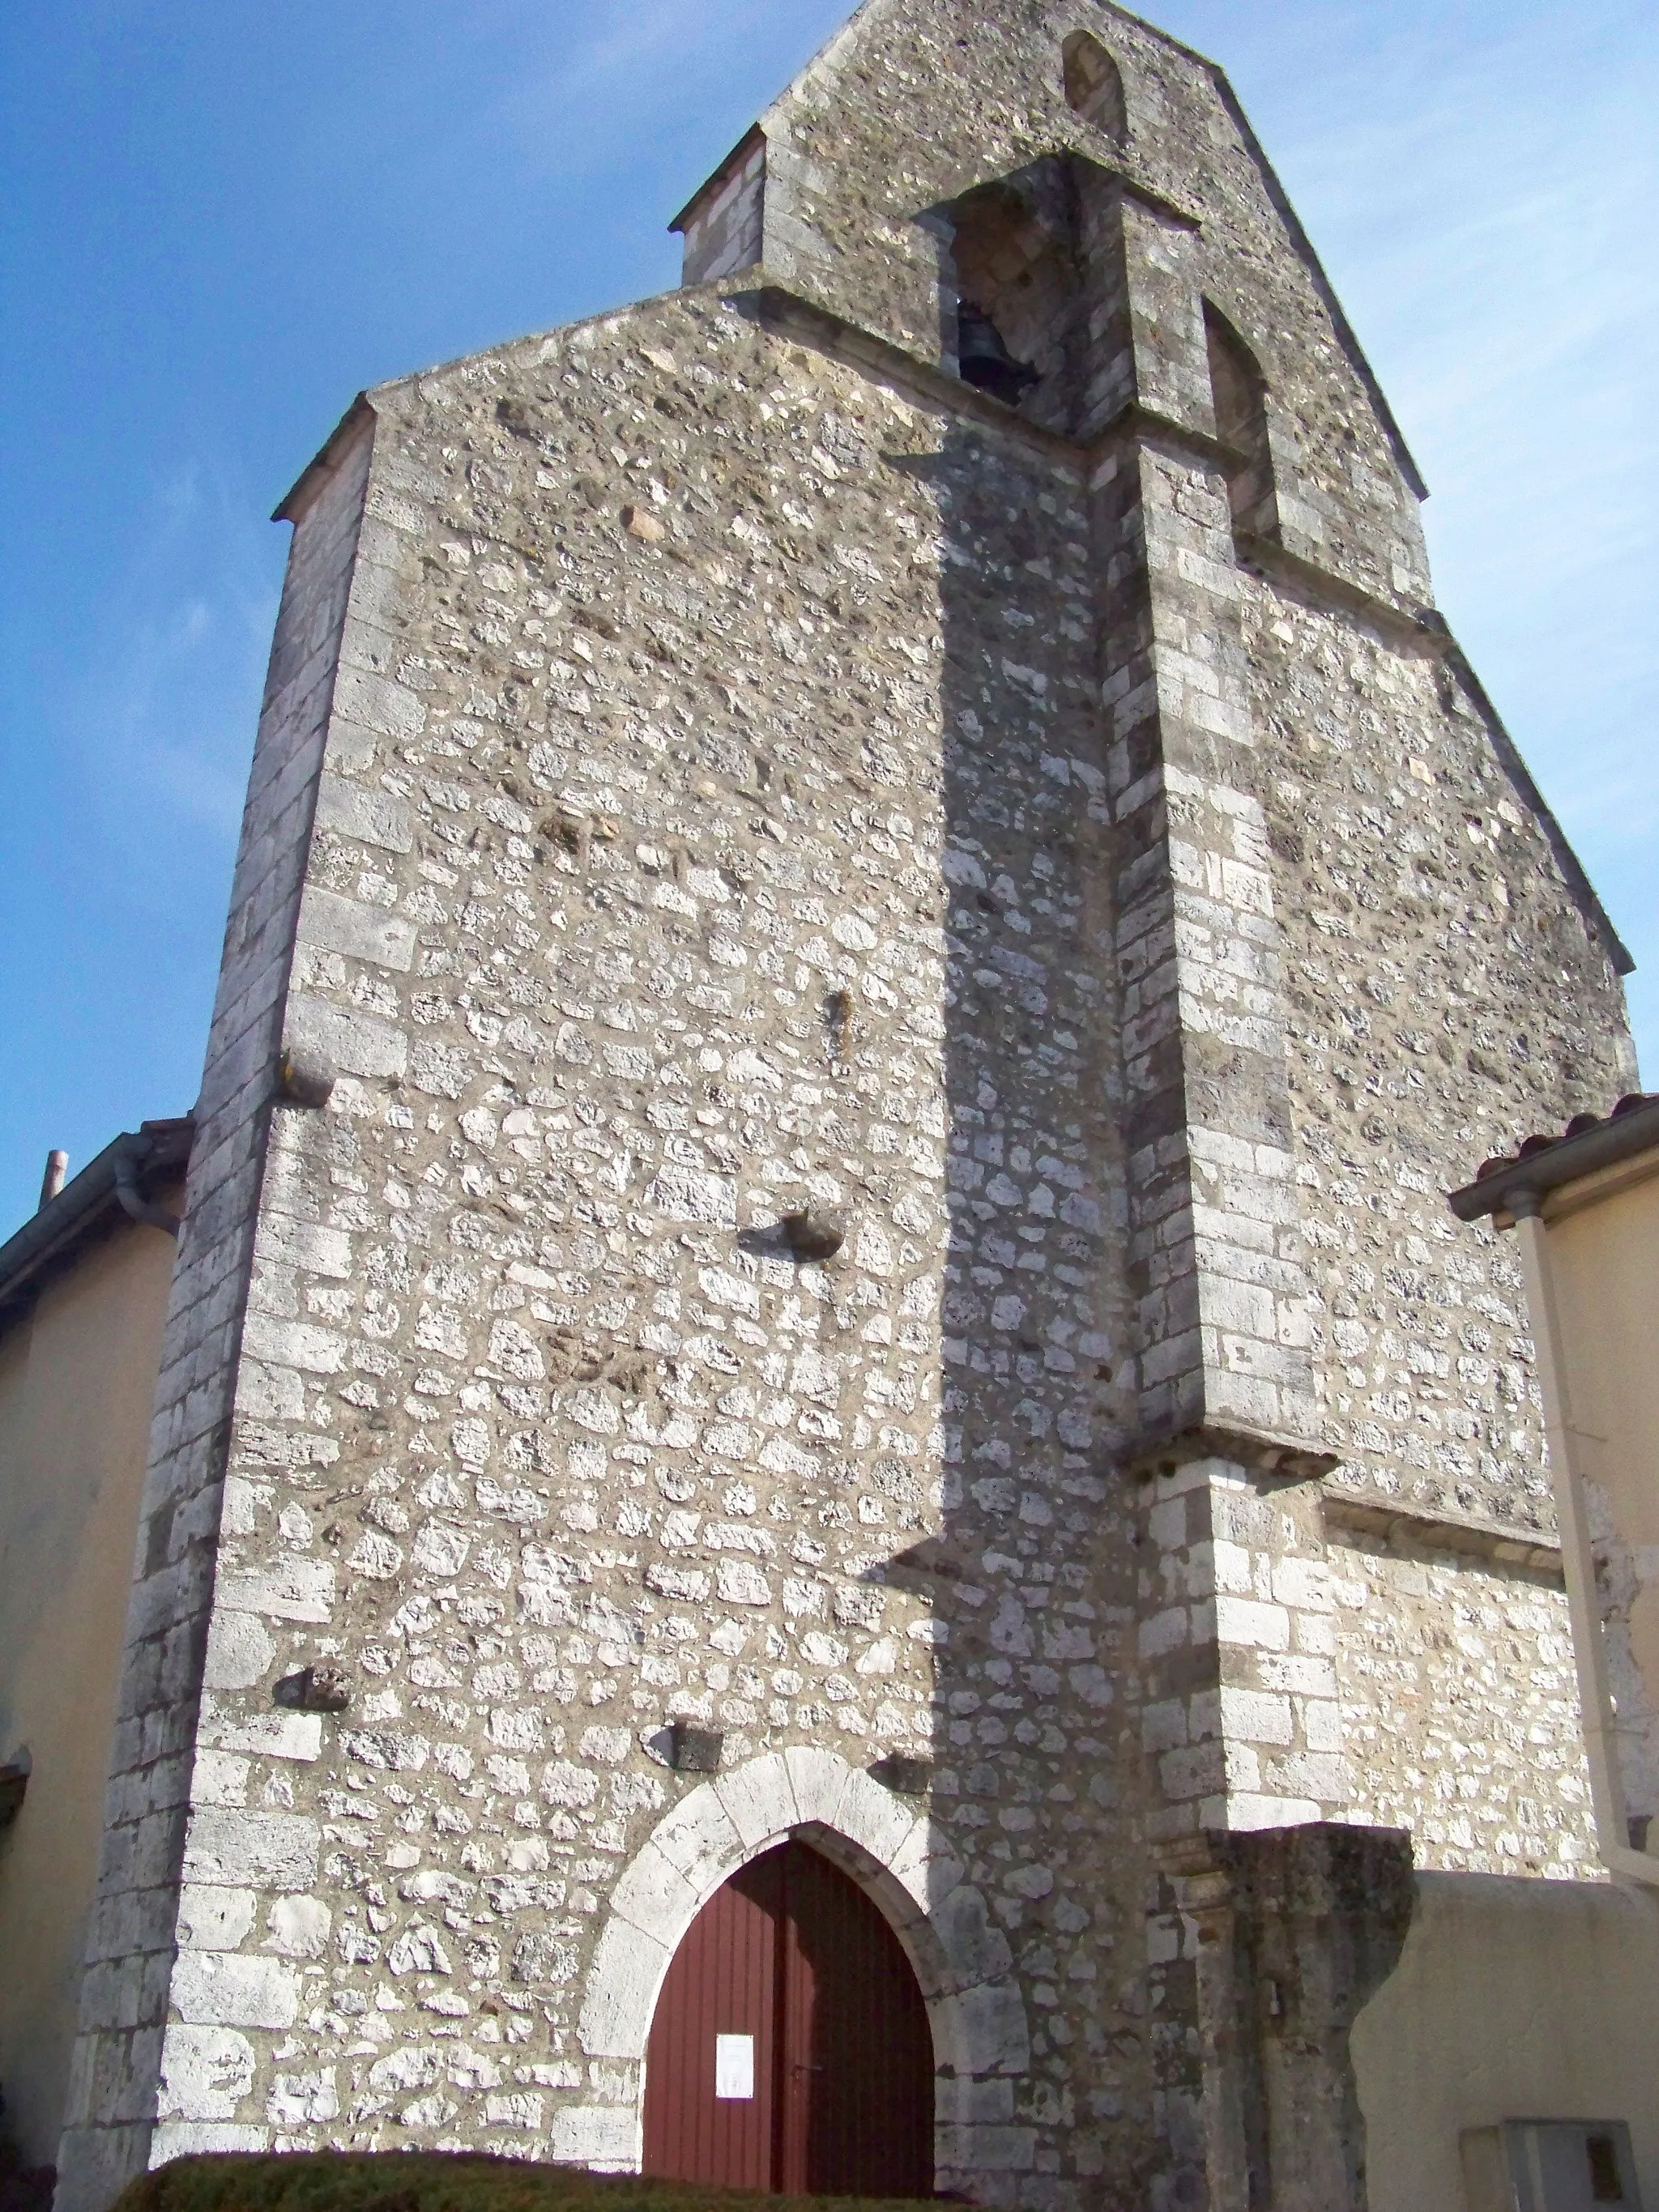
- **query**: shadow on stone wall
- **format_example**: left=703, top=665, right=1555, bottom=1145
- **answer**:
left=875, top=386, right=1153, bottom=2197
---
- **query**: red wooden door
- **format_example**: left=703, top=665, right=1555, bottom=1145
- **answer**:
left=641, top=1847, right=783, bottom=2189
left=642, top=1839, right=934, bottom=2197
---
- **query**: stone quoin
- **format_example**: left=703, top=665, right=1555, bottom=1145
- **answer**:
left=49, top=2, right=1636, bottom=2207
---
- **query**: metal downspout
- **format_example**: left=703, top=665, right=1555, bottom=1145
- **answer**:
left=1512, top=1191, right=1658, bottom=1890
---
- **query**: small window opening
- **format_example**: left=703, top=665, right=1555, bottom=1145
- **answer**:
left=1063, top=32, right=1127, bottom=141
left=1204, top=302, right=1276, bottom=539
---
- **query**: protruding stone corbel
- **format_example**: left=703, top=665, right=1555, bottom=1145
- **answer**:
left=666, top=1721, right=723, bottom=1773
left=273, top=1664, right=352, bottom=1713
left=276, top=1046, right=337, bottom=1110
left=870, top=1754, right=934, bottom=1797
left=779, top=1208, right=845, bottom=1260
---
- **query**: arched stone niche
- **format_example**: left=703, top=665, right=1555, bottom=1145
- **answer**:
left=1204, top=300, right=1280, bottom=541
left=1062, top=30, right=1128, bottom=142
left=566, top=1747, right=1033, bottom=2188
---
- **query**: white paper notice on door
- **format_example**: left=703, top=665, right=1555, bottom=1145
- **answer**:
left=714, top=2033, right=756, bottom=2100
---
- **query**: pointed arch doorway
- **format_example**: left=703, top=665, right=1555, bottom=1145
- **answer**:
left=642, top=1837, right=935, bottom=2197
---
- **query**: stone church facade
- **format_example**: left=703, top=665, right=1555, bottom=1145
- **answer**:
left=54, top=1, right=1636, bottom=2206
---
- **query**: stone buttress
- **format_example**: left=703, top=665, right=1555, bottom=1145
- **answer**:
left=58, top=3, right=1635, bottom=2210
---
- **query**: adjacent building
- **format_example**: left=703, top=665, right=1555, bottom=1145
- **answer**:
left=0, top=1124, right=190, bottom=2177
left=1451, top=1091, right=1659, bottom=1892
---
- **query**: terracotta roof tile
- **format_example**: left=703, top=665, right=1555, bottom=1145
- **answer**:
left=1473, top=1092, right=1656, bottom=1184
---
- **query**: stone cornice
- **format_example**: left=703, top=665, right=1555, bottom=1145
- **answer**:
left=1320, top=1485, right=1564, bottom=1580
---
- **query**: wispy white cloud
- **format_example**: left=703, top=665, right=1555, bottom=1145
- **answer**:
left=1258, top=3, right=1659, bottom=901
left=74, top=455, right=279, bottom=906
left=511, top=0, right=789, bottom=104
left=477, top=0, right=846, bottom=186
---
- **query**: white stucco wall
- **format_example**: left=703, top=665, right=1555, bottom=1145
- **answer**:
left=1352, top=1870, right=1659, bottom=2212
left=0, top=1220, right=177, bottom=2164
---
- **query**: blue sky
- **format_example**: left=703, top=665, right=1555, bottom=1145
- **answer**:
left=1, top=0, right=1654, bottom=1235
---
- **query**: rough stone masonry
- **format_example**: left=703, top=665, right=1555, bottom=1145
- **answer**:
left=55, top=2, right=1638, bottom=2208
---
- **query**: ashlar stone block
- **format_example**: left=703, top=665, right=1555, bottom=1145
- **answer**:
left=180, top=1808, right=321, bottom=1893
left=714, top=1751, right=800, bottom=1848
left=168, top=1953, right=301, bottom=2031
left=608, top=1842, right=702, bottom=1948
left=576, top=1918, right=669, bottom=2060
left=934, top=1977, right=1032, bottom=2078
left=155, top=2027, right=257, bottom=2120
left=646, top=1788, right=746, bottom=1899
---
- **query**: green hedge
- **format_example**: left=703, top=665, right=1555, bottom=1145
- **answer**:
left=112, top=2155, right=942, bottom=2212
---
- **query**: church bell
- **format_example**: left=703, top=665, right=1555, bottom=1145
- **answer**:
left=956, top=300, right=1040, bottom=406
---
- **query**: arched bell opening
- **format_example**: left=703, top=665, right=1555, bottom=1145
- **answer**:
left=642, top=1836, right=935, bottom=2198
left=947, top=167, right=1084, bottom=435
left=1061, top=30, right=1128, bottom=143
